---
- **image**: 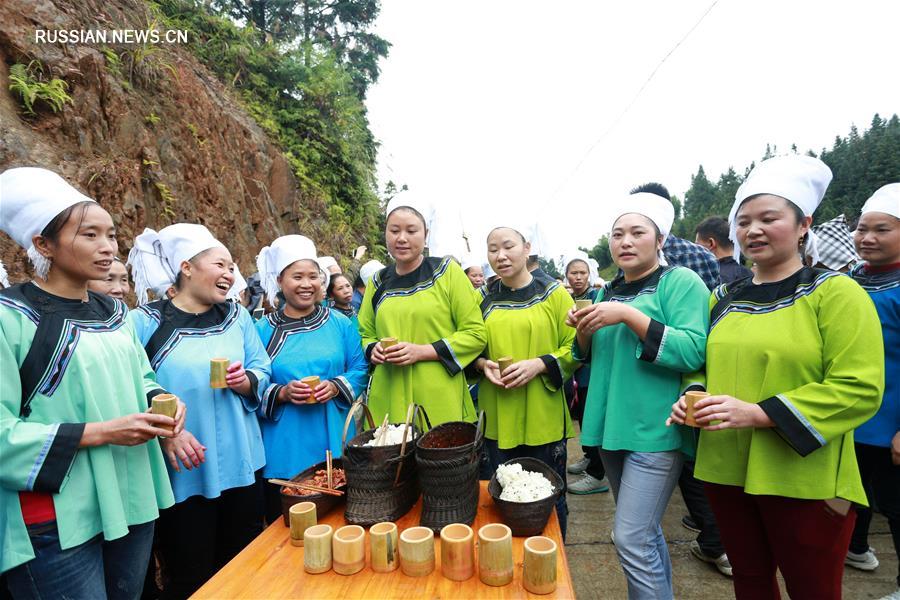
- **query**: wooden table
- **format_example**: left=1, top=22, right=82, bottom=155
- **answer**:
left=193, top=482, right=575, bottom=599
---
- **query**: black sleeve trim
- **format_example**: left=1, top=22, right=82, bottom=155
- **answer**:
left=146, top=388, right=167, bottom=407
left=758, top=396, right=824, bottom=457
left=245, top=371, right=259, bottom=399
left=638, top=318, right=666, bottom=363
left=262, top=384, right=283, bottom=420
left=539, top=354, right=563, bottom=390
left=432, top=340, right=462, bottom=376
left=364, top=342, right=377, bottom=363
left=32, top=423, right=84, bottom=493
left=332, top=377, right=355, bottom=405
left=682, top=383, right=706, bottom=395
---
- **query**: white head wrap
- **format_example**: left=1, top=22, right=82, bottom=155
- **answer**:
left=128, top=224, right=227, bottom=305
left=729, top=155, right=833, bottom=261
left=227, top=264, right=248, bottom=301
left=255, top=235, right=323, bottom=307
left=0, top=259, right=9, bottom=288
left=0, top=167, right=97, bottom=279
left=318, top=256, right=340, bottom=274
left=861, top=183, right=900, bottom=219
left=385, top=192, right=436, bottom=249
left=460, top=255, right=481, bottom=272
left=587, top=258, right=601, bottom=286
left=609, top=192, right=675, bottom=265
left=359, top=259, right=385, bottom=285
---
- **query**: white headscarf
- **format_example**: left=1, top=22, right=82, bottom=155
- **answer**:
left=0, top=259, right=9, bottom=288
left=729, top=155, right=833, bottom=261
left=359, top=259, right=385, bottom=285
left=861, top=183, right=900, bottom=219
left=128, top=224, right=227, bottom=305
left=385, top=191, right=436, bottom=249
left=256, top=235, right=323, bottom=307
left=318, top=256, right=340, bottom=274
left=227, top=264, right=248, bottom=301
left=609, top=192, right=675, bottom=265
left=0, top=167, right=97, bottom=279
left=460, top=255, right=481, bottom=272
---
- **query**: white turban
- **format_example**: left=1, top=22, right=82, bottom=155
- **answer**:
left=460, top=255, right=481, bottom=272
left=359, top=259, right=385, bottom=285
left=609, top=192, right=675, bottom=265
left=861, top=183, right=900, bottom=219
left=729, top=155, right=833, bottom=261
left=227, top=264, right=248, bottom=301
left=386, top=192, right=436, bottom=248
left=0, top=259, right=9, bottom=288
left=0, top=167, right=96, bottom=251
left=128, top=224, right=227, bottom=305
left=482, top=262, right=496, bottom=280
left=318, top=256, right=340, bottom=273
left=256, top=235, right=323, bottom=306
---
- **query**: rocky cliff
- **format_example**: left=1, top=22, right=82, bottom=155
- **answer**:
left=0, top=0, right=331, bottom=282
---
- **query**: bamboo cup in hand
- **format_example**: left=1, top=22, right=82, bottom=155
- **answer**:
left=497, top=357, right=513, bottom=376
left=478, top=523, right=513, bottom=586
left=370, top=522, right=399, bottom=573
left=301, top=376, right=320, bottom=404
left=332, top=525, right=366, bottom=575
left=440, top=523, right=475, bottom=582
left=151, top=393, right=178, bottom=436
left=574, top=299, right=593, bottom=312
left=289, top=502, right=316, bottom=547
left=210, top=358, right=229, bottom=389
left=399, top=526, right=435, bottom=577
left=523, top=536, right=558, bottom=595
left=303, top=524, right=333, bottom=574
left=380, top=337, right=398, bottom=349
left=684, top=391, right=710, bottom=427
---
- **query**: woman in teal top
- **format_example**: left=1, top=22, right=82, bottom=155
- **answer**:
left=571, top=192, right=708, bottom=600
left=0, top=167, right=182, bottom=598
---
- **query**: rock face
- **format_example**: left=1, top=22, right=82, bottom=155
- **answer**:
left=0, top=0, right=326, bottom=283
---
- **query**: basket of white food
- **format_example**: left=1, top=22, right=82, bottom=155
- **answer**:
left=488, top=457, right=563, bottom=537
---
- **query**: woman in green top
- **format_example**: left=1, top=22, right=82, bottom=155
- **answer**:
left=472, top=225, right=577, bottom=537
left=0, top=167, right=183, bottom=598
left=358, top=195, right=486, bottom=425
left=572, top=192, right=709, bottom=599
left=668, top=155, right=884, bottom=600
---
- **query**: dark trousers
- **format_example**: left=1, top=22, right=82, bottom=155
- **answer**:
left=706, top=482, right=856, bottom=600
left=157, top=478, right=264, bottom=600
left=850, top=442, right=900, bottom=586
left=678, top=460, right=724, bottom=556
left=569, top=380, right=605, bottom=481
left=483, top=438, right=569, bottom=540
left=264, top=482, right=287, bottom=525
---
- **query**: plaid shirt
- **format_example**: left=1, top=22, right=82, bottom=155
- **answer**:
left=663, top=235, right=720, bottom=290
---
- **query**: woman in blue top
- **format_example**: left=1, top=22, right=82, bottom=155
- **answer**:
left=255, top=235, right=368, bottom=522
left=128, top=223, right=272, bottom=599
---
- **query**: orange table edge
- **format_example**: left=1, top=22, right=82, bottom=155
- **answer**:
left=193, top=482, right=575, bottom=599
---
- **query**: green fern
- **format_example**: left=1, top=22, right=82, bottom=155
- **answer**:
left=8, top=60, right=72, bottom=115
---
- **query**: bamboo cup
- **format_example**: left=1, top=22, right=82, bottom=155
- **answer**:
left=497, top=357, right=514, bottom=376
left=288, top=502, right=316, bottom=547
left=684, top=391, right=710, bottom=427
left=440, top=523, right=475, bottom=582
left=478, top=523, right=513, bottom=586
left=303, top=524, right=333, bottom=574
left=399, top=526, right=435, bottom=577
left=380, top=337, right=398, bottom=349
left=370, top=522, right=399, bottom=573
left=332, top=525, right=366, bottom=575
left=210, top=358, right=229, bottom=389
left=301, top=376, right=320, bottom=404
left=523, top=536, right=558, bottom=595
left=151, top=393, right=177, bottom=436
left=574, top=299, right=593, bottom=312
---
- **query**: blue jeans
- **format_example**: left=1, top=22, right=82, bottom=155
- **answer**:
left=6, top=520, right=155, bottom=600
left=601, top=449, right=683, bottom=600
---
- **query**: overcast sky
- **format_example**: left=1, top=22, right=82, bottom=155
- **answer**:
left=366, top=0, right=900, bottom=266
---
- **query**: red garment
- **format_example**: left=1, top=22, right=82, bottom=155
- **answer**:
left=705, top=483, right=855, bottom=600
left=19, top=491, right=56, bottom=525
left=863, top=261, right=900, bottom=274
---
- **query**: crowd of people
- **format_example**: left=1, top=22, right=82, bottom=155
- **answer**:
left=0, top=157, right=897, bottom=600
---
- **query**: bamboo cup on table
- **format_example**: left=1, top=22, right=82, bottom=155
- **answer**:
left=369, top=522, right=399, bottom=573
left=380, top=337, right=399, bottom=349
left=210, top=358, right=229, bottom=389
left=497, top=357, right=514, bottom=376
left=288, top=502, right=316, bottom=547
left=684, top=391, right=710, bottom=427
left=478, top=523, right=513, bottom=586
left=523, top=536, right=558, bottom=595
left=440, top=523, right=475, bottom=582
left=399, top=526, right=435, bottom=577
left=150, top=393, right=178, bottom=436
left=332, top=525, right=366, bottom=575
left=303, top=524, right=333, bottom=574
left=301, top=376, right=320, bottom=404
left=574, top=299, right=593, bottom=312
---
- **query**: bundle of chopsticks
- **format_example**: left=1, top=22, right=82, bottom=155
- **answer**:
left=268, top=449, right=344, bottom=496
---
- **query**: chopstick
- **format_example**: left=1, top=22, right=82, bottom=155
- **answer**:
left=376, top=413, right=390, bottom=446
left=326, top=450, right=333, bottom=489
left=269, top=478, right=344, bottom=497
